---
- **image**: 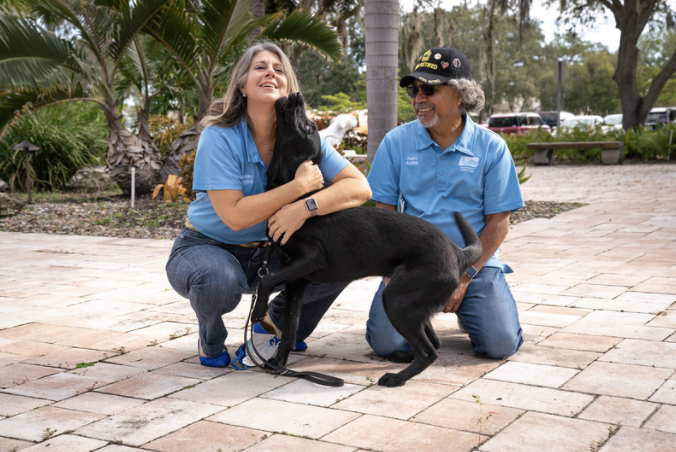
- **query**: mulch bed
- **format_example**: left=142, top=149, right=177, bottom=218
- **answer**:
left=0, top=191, right=583, bottom=240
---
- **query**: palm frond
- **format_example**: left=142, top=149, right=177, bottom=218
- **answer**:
left=143, top=0, right=200, bottom=79
left=199, top=0, right=254, bottom=62
left=261, top=10, right=342, bottom=61
left=108, top=0, right=172, bottom=67
left=0, top=84, right=95, bottom=132
left=28, top=0, right=119, bottom=85
left=0, top=9, right=71, bottom=87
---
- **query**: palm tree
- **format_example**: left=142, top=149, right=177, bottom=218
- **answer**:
left=363, top=0, right=398, bottom=163
left=142, top=0, right=343, bottom=175
left=1, top=0, right=171, bottom=194
left=1, top=0, right=342, bottom=193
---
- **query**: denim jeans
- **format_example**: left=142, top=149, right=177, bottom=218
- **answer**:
left=166, top=228, right=347, bottom=357
left=365, top=267, right=523, bottom=359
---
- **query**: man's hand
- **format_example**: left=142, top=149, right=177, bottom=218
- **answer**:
left=443, top=273, right=472, bottom=313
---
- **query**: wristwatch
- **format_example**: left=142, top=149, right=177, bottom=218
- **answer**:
left=305, top=197, right=318, bottom=217
left=465, top=266, right=478, bottom=279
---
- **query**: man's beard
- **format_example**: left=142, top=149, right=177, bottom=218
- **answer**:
left=416, top=103, right=440, bottom=129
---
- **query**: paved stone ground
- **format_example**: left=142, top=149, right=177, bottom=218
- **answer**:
left=1, top=163, right=675, bottom=452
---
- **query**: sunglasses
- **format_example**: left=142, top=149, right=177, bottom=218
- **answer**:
left=406, top=84, right=443, bottom=99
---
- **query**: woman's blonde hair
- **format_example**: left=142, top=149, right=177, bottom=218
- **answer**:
left=200, top=41, right=301, bottom=129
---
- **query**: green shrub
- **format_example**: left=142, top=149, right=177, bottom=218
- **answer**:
left=504, top=124, right=676, bottom=162
left=178, top=150, right=196, bottom=201
left=0, top=103, right=107, bottom=191
left=148, top=115, right=194, bottom=160
left=623, top=124, right=676, bottom=160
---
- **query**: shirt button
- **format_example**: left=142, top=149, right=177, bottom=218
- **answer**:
left=439, top=171, right=444, bottom=175
left=441, top=156, right=445, bottom=159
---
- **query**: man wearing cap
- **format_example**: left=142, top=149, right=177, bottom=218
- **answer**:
left=365, top=47, right=524, bottom=360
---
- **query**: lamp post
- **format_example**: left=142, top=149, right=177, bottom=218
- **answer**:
left=11, top=141, right=39, bottom=204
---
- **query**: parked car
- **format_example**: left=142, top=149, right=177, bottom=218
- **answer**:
left=555, top=115, right=610, bottom=134
left=603, top=114, right=623, bottom=130
left=645, top=107, right=676, bottom=130
left=487, top=112, right=550, bottom=135
left=538, top=111, right=575, bottom=128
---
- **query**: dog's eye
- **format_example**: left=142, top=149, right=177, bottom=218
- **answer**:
left=305, top=124, right=311, bottom=132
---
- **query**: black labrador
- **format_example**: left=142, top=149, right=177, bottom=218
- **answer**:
left=252, top=93, right=482, bottom=387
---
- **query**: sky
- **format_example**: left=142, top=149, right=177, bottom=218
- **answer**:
left=399, top=0, right=621, bottom=53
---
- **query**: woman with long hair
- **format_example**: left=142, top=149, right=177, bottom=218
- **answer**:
left=166, top=41, right=371, bottom=367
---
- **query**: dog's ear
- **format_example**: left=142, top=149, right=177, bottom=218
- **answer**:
left=275, top=96, right=288, bottom=118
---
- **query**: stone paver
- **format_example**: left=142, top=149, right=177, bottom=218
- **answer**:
left=208, top=398, right=360, bottom=439
left=142, top=420, right=264, bottom=452
left=563, top=361, right=673, bottom=399
left=479, top=412, right=613, bottom=452
left=75, top=398, right=223, bottom=446
left=578, top=395, right=659, bottom=427
left=2, top=164, right=676, bottom=450
left=0, top=406, right=105, bottom=442
left=323, top=414, right=482, bottom=451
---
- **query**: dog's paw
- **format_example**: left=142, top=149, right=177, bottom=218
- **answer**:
left=251, top=303, right=269, bottom=324
left=267, top=355, right=288, bottom=369
left=378, top=372, right=406, bottom=387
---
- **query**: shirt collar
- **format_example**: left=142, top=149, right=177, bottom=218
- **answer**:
left=415, top=114, right=477, bottom=156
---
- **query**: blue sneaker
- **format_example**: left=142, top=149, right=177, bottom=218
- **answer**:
left=231, top=323, right=307, bottom=370
left=294, top=339, right=308, bottom=351
left=197, top=339, right=230, bottom=368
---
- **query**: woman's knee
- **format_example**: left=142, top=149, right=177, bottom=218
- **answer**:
left=167, top=247, right=247, bottom=314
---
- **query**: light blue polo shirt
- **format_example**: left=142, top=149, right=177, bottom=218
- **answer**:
left=187, top=118, right=349, bottom=244
left=367, top=115, right=524, bottom=270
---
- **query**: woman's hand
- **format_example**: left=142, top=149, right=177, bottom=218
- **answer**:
left=294, top=160, right=324, bottom=194
left=268, top=202, right=308, bottom=245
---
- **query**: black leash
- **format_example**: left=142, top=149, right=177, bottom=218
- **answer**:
left=243, top=242, right=344, bottom=387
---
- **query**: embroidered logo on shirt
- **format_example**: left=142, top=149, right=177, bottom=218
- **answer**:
left=406, top=156, right=419, bottom=165
left=243, top=174, right=254, bottom=184
left=458, top=156, right=479, bottom=172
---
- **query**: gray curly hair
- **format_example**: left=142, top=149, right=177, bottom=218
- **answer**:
left=447, top=78, right=485, bottom=114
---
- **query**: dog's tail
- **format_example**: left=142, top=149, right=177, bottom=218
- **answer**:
left=453, top=212, right=483, bottom=271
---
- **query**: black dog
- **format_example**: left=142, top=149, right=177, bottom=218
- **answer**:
left=252, top=93, right=482, bottom=387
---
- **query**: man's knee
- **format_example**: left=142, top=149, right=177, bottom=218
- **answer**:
left=476, top=329, right=523, bottom=359
left=365, top=324, right=410, bottom=357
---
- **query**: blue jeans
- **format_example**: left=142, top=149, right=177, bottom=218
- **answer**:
left=365, top=267, right=523, bottom=359
left=166, top=228, right=347, bottom=358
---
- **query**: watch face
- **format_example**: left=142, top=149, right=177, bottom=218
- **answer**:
left=306, top=198, right=318, bottom=211
left=465, top=266, right=477, bottom=278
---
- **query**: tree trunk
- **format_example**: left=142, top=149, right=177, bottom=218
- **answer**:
left=161, top=125, right=199, bottom=182
left=404, top=7, right=423, bottom=71
left=102, top=106, right=162, bottom=194
left=364, top=0, right=399, bottom=163
left=479, top=2, right=497, bottom=122
left=601, top=0, right=676, bottom=129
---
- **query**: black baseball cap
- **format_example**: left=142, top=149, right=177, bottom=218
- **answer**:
left=399, top=47, right=471, bottom=87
